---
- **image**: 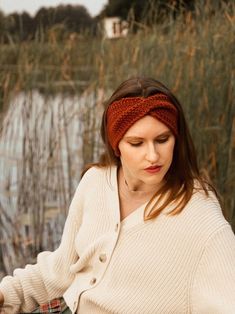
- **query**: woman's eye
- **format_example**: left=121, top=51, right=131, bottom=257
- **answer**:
left=156, top=137, right=169, bottom=144
left=129, top=142, right=142, bottom=147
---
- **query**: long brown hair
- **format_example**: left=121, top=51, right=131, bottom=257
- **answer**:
left=83, top=77, right=218, bottom=220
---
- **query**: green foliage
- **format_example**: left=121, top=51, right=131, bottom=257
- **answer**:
left=100, top=0, right=196, bottom=21
left=34, top=5, right=93, bottom=34
left=0, top=5, right=94, bottom=42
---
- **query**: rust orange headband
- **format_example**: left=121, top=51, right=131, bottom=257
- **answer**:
left=106, top=93, right=178, bottom=156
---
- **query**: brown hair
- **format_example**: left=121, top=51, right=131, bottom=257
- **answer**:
left=83, top=77, right=218, bottom=220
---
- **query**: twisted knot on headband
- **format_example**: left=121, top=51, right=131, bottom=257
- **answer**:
left=106, top=93, right=178, bottom=156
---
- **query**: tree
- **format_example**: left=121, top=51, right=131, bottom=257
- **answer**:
left=3, top=12, right=35, bottom=41
left=0, top=11, right=6, bottom=42
left=34, top=5, right=93, bottom=34
left=100, top=0, right=196, bottom=22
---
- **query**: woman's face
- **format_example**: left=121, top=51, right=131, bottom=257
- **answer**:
left=118, top=115, right=175, bottom=191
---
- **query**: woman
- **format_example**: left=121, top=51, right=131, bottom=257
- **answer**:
left=0, top=77, right=235, bottom=313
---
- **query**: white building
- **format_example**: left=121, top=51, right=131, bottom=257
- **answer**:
left=103, top=17, right=128, bottom=39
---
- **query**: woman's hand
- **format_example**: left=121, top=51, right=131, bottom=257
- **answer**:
left=0, top=291, right=4, bottom=306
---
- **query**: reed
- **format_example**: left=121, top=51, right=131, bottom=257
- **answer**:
left=0, top=1, right=234, bottom=276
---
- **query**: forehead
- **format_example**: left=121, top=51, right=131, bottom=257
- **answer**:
left=123, top=115, right=170, bottom=137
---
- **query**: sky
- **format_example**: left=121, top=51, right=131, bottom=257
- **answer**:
left=0, top=0, right=108, bottom=17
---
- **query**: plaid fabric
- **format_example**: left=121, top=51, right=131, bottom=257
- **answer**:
left=21, top=297, right=71, bottom=314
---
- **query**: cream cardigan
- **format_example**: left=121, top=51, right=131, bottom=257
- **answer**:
left=0, top=166, right=235, bottom=314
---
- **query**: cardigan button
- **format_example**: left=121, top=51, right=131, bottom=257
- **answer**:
left=99, top=253, right=107, bottom=263
left=90, top=277, right=97, bottom=285
left=115, top=223, right=119, bottom=232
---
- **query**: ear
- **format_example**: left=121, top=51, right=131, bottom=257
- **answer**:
left=115, top=148, right=121, bottom=157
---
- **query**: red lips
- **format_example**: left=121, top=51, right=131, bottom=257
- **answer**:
left=144, top=165, right=162, bottom=173
left=145, top=165, right=161, bottom=170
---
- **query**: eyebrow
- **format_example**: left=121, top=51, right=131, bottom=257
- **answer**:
left=124, top=130, right=172, bottom=140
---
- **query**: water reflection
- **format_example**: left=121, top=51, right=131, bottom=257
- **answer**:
left=0, top=89, right=104, bottom=275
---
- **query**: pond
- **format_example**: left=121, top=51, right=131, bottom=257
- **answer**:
left=0, top=89, right=104, bottom=276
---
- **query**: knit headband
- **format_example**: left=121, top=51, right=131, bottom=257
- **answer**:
left=106, top=93, right=178, bottom=156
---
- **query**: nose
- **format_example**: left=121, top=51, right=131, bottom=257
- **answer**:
left=145, top=143, right=159, bottom=163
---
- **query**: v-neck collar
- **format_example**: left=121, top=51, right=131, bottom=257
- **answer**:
left=110, top=165, right=147, bottom=228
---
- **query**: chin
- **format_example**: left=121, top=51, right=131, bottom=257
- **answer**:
left=146, top=177, right=164, bottom=186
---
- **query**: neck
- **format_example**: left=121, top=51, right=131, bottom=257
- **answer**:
left=124, top=178, right=139, bottom=192
left=119, top=166, right=157, bottom=197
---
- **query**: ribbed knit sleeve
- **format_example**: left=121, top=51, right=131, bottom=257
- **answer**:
left=0, top=169, right=91, bottom=314
left=191, top=224, right=235, bottom=313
